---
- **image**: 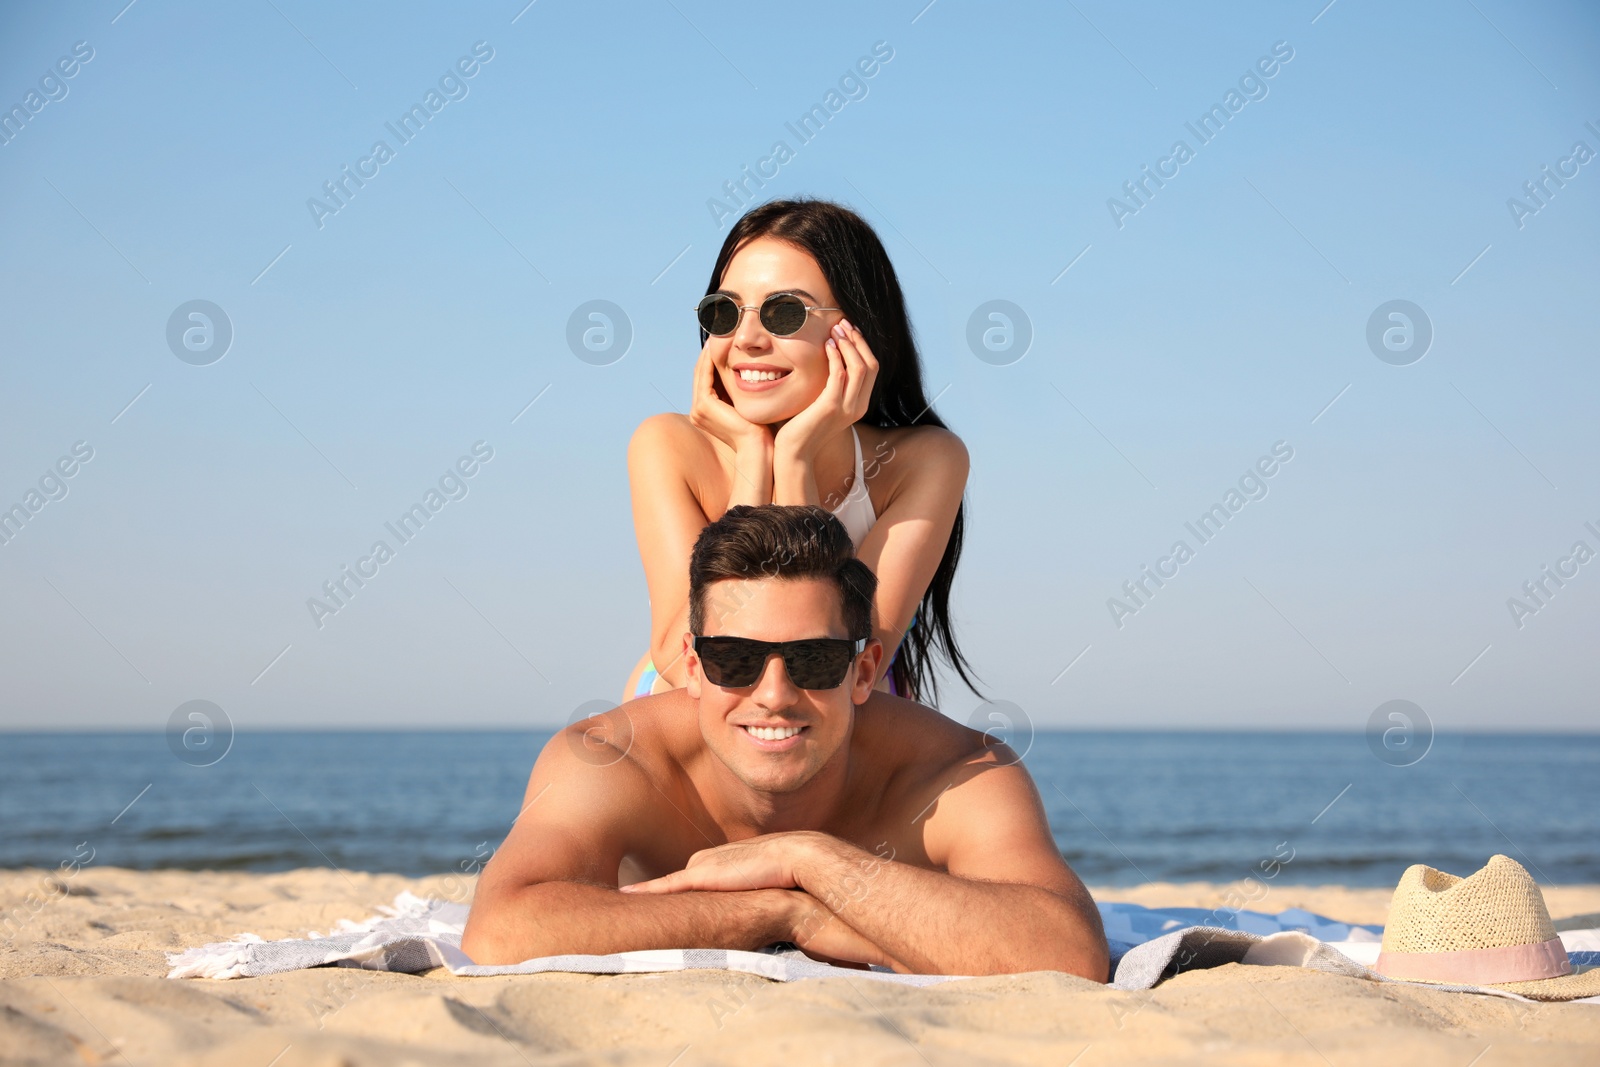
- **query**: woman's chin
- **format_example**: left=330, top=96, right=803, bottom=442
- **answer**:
left=731, top=397, right=810, bottom=427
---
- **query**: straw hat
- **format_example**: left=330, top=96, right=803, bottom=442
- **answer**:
left=1373, top=854, right=1600, bottom=1001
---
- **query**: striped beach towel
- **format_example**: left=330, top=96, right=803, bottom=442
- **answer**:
left=165, top=891, right=1600, bottom=1002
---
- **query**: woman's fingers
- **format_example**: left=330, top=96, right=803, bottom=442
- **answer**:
left=690, top=349, right=709, bottom=405
left=688, top=351, right=719, bottom=432
left=832, top=323, right=863, bottom=380
left=821, top=337, right=848, bottom=405
left=832, top=321, right=875, bottom=418
left=694, top=347, right=720, bottom=401
left=689, top=348, right=754, bottom=451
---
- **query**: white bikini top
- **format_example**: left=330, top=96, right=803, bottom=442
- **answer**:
left=829, top=426, right=877, bottom=549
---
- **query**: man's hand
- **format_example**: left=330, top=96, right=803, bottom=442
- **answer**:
left=621, top=832, right=909, bottom=971
left=621, top=831, right=819, bottom=894
left=784, top=890, right=905, bottom=972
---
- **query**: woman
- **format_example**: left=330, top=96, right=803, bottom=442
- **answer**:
left=623, top=198, right=978, bottom=704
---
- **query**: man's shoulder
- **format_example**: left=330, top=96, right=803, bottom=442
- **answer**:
left=553, top=687, right=691, bottom=755
left=534, top=690, right=698, bottom=800
left=853, top=694, right=1057, bottom=874
left=852, top=692, right=996, bottom=789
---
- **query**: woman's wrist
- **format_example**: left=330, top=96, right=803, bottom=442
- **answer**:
left=772, top=449, right=819, bottom=507
left=727, top=433, right=774, bottom=507
left=732, top=427, right=774, bottom=462
left=772, top=431, right=822, bottom=468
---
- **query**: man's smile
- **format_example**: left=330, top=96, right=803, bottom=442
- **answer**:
left=738, top=723, right=808, bottom=748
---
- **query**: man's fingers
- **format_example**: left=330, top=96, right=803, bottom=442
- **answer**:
left=619, top=864, right=755, bottom=894
left=620, top=867, right=728, bottom=893
left=619, top=874, right=681, bottom=894
left=619, top=878, right=681, bottom=895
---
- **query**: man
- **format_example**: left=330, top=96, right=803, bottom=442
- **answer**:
left=462, top=505, right=1108, bottom=979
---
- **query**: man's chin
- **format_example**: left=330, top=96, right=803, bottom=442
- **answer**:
left=706, top=726, right=829, bottom=794
left=724, top=754, right=816, bottom=795
left=736, top=771, right=812, bottom=796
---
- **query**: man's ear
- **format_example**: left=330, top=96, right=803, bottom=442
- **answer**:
left=851, top=638, right=884, bottom=705
left=683, top=632, right=702, bottom=698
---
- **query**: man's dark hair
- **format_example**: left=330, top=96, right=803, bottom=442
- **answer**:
left=689, top=505, right=876, bottom=641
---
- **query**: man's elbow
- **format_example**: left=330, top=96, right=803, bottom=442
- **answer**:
left=1057, top=914, right=1112, bottom=983
left=1054, top=894, right=1111, bottom=983
left=460, top=910, right=518, bottom=966
left=460, top=926, right=510, bottom=966
left=980, top=944, right=1106, bottom=982
left=980, top=942, right=1107, bottom=982
left=460, top=891, right=541, bottom=966
left=1003, top=893, right=1109, bottom=982
left=1011, top=905, right=1110, bottom=982
left=1059, top=942, right=1111, bottom=984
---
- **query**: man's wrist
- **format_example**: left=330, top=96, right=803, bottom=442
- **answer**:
left=753, top=887, right=803, bottom=945
left=787, top=831, right=850, bottom=892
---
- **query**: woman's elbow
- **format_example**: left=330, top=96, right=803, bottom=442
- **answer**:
left=650, top=635, right=688, bottom=683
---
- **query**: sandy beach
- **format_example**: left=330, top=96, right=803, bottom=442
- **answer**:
left=0, top=868, right=1596, bottom=1065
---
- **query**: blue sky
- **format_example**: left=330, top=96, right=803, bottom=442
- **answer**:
left=1, top=0, right=1596, bottom=733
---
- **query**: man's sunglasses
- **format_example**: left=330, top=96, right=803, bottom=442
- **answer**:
left=692, top=635, right=866, bottom=690
left=694, top=292, right=841, bottom=338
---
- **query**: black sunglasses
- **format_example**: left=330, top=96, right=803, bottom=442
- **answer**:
left=692, top=635, right=866, bottom=690
left=694, top=292, right=841, bottom=338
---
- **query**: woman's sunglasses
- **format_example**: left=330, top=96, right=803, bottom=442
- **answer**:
left=692, top=635, right=866, bottom=690
left=694, top=292, right=841, bottom=338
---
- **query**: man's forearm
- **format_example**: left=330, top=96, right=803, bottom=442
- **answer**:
left=462, top=881, right=790, bottom=965
left=795, top=841, right=1109, bottom=980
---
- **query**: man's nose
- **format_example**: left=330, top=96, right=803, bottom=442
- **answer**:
left=752, top=652, right=798, bottom=706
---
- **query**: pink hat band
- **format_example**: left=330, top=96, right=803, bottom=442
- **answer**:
left=1374, top=937, right=1572, bottom=985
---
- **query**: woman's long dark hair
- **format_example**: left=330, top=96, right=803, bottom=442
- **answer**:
left=702, top=197, right=980, bottom=704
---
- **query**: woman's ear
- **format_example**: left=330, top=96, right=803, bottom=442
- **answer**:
left=852, top=639, right=885, bottom=704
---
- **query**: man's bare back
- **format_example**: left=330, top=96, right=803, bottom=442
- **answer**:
left=461, top=505, right=1108, bottom=979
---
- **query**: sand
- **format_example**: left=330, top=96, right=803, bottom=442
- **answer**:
left=2, top=868, right=1598, bottom=1066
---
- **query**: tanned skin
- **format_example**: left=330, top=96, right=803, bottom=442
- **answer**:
left=462, top=577, right=1108, bottom=980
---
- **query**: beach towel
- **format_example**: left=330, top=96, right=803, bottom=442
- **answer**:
left=165, top=891, right=1600, bottom=1002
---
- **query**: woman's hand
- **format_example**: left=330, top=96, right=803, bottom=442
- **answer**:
left=689, top=342, right=771, bottom=454
left=773, top=319, right=878, bottom=465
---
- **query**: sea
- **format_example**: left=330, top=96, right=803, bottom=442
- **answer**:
left=2, top=731, right=1595, bottom=887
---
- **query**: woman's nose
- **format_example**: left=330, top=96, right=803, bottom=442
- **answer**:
left=732, top=307, right=770, bottom=348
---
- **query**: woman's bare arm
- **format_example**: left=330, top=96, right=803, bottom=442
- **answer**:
left=628, top=413, right=771, bottom=688
left=849, top=427, right=970, bottom=688
left=630, top=417, right=969, bottom=692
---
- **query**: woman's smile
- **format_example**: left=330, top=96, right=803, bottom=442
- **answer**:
left=730, top=361, right=794, bottom=392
